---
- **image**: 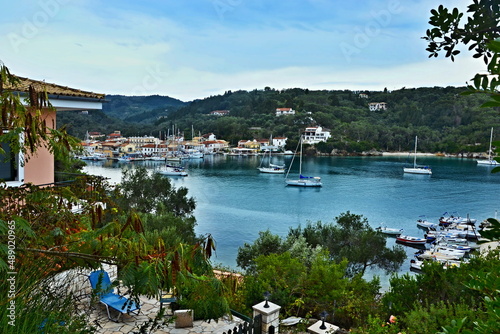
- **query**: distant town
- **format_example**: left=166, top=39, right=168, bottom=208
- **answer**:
left=80, top=108, right=333, bottom=161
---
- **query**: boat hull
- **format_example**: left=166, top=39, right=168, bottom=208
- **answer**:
left=285, top=179, right=322, bottom=187
left=404, top=167, right=432, bottom=175
left=396, top=235, right=427, bottom=245
left=258, top=167, right=285, bottom=174
left=476, top=159, right=499, bottom=165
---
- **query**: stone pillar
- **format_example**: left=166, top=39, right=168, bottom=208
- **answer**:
left=253, top=300, right=281, bottom=334
left=307, top=320, right=339, bottom=334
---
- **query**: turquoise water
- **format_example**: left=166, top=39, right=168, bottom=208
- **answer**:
left=83, top=155, right=500, bottom=280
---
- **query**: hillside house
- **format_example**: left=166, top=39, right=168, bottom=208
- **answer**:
left=210, top=110, right=230, bottom=116
left=201, top=133, right=218, bottom=141
left=303, top=126, right=331, bottom=144
left=275, top=108, right=295, bottom=116
left=368, top=102, right=387, bottom=111
left=1, top=75, right=104, bottom=187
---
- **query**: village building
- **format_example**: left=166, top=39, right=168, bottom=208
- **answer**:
left=303, top=126, right=331, bottom=144
left=209, top=110, right=230, bottom=116
left=272, top=136, right=288, bottom=148
left=1, top=75, right=104, bottom=187
left=275, top=107, right=295, bottom=116
left=368, top=102, right=387, bottom=111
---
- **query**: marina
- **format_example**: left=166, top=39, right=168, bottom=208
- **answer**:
left=83, top=154, right=500, bottom=281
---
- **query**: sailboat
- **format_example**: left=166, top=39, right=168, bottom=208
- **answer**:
left=403, top=136, right=432, bottom=175
left=476, top=127, right=499, bottom=165
left=257, top=136, right=286, bottom=174
left=285, top=136, right=322, bottom=187
left=257, top=150, right=285, bottom=174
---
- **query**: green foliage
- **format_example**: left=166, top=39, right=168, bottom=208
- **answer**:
left=115, top=167, right=196, bottom=217
left=423, top=1, right=500, bottom=106
left=238, top=250, right=381, bottom=329
left=236, top=230, right=286, bottom=272
left=176, top=274, right=230, bottom=321
left=290, top=212, right=406, bottom=276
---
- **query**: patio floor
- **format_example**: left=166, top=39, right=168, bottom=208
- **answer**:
left=87, top=295, right=246, bottom=334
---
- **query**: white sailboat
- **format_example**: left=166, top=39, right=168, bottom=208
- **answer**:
left=477, top=127, right=499, bottom=165
left=158, top=164, right=188, bottom=176
left=257, top=151, right=286, bottom=174
left=285, top=136, right=322, bottom=187
left=403, top=136, right=432, bottom=175
left=257, top=136, right=286, bottom=174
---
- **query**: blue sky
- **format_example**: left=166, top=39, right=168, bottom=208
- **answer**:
left=0, top=0, right=484, bottom=101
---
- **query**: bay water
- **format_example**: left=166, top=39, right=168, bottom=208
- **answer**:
left=83, top=155, right=500, bottom=284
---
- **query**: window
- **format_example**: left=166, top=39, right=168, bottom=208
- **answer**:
left=0, top=142, right=16, bottom=181
left=0, top=132, right=24, bottom=186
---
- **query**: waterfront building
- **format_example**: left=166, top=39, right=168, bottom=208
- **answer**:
left=303, top=126, right=331, bottom=144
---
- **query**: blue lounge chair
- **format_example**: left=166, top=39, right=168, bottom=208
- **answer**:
left=88, top=270, right=141, bottom=322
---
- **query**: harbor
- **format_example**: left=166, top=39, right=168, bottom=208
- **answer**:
left=83, top=154, right=500, bottom=281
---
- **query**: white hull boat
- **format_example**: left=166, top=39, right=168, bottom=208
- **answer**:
left=404, top=136, right=432, bottom=175
left=376, top=226, right=404, bottom=236
left=285, top=136, right=322, bottom=187
left=477, top=127, right=499, bottom=165
left=396, top=235, right=427, bottom=245
left=158, top=165, right=188, bottom=176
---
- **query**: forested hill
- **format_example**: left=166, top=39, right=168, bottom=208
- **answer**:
left=57, top=86, right=500, bottom=154
left=102, top=94, right=186, bottom=122
left=164, top=86, right=499, bottom=154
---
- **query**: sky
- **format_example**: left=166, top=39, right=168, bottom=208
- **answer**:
left=0, top=0, right=486, bottom=101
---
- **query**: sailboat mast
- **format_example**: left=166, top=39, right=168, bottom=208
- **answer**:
left=488, top=127, right=494, bottom=160
left=299, top=136, right=303, bottom=175
left=413, top=136, right=418, bottom=168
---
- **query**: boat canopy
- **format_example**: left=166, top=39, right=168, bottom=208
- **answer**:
left=300, top=175, right=321, bottom=180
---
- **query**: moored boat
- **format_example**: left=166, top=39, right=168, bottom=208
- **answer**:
left=376, top=225, right=403, bottom=236
left=396, top=235, right=427, bottom=245
left=403, top=136, right=432, bottom=175
left=157, top=164, right=188, bottom=176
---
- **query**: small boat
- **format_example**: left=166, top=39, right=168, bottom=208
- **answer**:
left=396, top=235, right=427, bottom=245
left=416, top=216, right=438, bottom=230
left=285, top=136, right=322, bottom=187
left=403, top=136, right=432, bottom=175
left=376, top=225, right=403, bottom=236
left=416, top=250, right=463, bottom=261
left=258, top=147, right=286, bottom=174
left=477, top=127, right=499, bottom=165
left=81, top=153, right=107, bottom=161
left=157, top=164, right=188, bottom=176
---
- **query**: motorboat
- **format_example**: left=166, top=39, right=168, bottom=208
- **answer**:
left=376, top=225, right=403, bottom=236
left=416, top=217, right=438, bottom=230
left=396, top=235, right=427, bottom=245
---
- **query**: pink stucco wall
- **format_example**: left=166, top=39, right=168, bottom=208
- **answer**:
left=24, top=110, right=56, bottom=185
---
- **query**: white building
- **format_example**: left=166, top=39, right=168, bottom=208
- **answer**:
left=272, top=137, right=287, bottom=148
left=203, top=140, right=229, bottom=153
left=368, top=102, right=387, bottom=111
left=303, top=126, right=331, bottom=144
left=275, top=108, right=295, bottom=116
left=140, top=143, right=169, bottom=156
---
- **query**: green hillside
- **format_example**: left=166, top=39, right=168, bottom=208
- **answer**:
left=57, top=87, right=500, bottom=154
